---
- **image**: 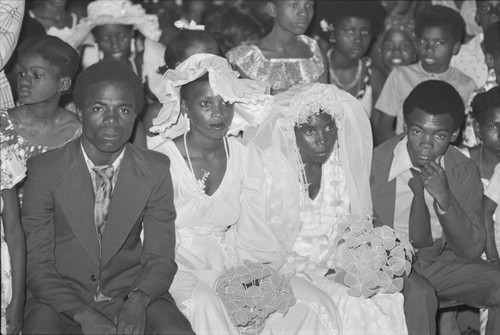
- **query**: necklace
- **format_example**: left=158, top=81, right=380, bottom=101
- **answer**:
left=328, top=57, right=362, bottom=90
left=183, top=132, right=229, bottom=195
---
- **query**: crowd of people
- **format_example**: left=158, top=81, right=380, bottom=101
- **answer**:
left=1, top=0, right=500, bottom=335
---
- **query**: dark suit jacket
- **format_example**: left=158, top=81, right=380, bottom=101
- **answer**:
left=22, top=139, right=177, bottom=314
left=371, top=135, right=485, bottom=263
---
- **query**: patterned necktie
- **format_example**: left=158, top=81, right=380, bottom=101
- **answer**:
left=93, top=165, right=114, bottom=239
left=408, top=170, right=434, bottom=249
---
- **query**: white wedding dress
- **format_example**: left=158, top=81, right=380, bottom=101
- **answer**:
left=152, top=138, right=341, bottom=335
left=286, top=146, right=408, bottom=335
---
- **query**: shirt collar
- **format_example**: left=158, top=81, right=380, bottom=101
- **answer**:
left=388, top=135, right=445, bottom=181
left=417, top=61, right=452, bottom=78
left=389, top=136, right=414, bottom=181
left=81, top=142, right=126, bottom=172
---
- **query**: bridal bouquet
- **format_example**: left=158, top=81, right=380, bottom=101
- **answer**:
left=329, top=215, right=414, bottom=298
left=215, top=261, right=296, bottom=335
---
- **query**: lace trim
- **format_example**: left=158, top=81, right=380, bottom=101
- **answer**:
left=299, top=299, right=340, bottom=335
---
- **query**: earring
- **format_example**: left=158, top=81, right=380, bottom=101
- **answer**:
left=96, top=44, right=104, bottom=61
left=185, top=115, right=191, bottom=133
left=130, top=38, right=136, bottom=55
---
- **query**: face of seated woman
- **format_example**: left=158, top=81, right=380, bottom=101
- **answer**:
left=181, top=79, right=235, bottom=141
left=294, top=112, right=338, bottom=165
left=93, top=24, right=134, bottom=63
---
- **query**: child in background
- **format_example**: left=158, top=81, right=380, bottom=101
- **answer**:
left=226, top=0, right=327, bottom=94
left=204, top=6, right=263, bottom=55
left=317, top=0, right=387, bottom=118
left=377, top=15, right=417, bottom=76
left=461, top=20, right=500, bottom=148
left=142, top=29, right=220, bottom=145
left=483, top=21, right=500, bottom=87
left=374, top=5, right=477, bottom=146
left=451, top=0, right=500, bottom=88
left=1, top=146, right=26, bottom=335
left=0, top=35, right=81, bottom=172
left=81, top=0, right=162, bottom=80
left=465, top=87, right=500, bottom=265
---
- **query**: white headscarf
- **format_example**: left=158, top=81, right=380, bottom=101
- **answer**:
left=250, top=83, right=373, bottom=252
left=150, top=53, right=274, bottom=139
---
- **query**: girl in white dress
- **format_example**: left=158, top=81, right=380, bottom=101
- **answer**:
left=251, top=83, right=408, bottom=335
left=149, top=54, right=341, bottom=335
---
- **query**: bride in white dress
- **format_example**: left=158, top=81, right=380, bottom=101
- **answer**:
left=148, top=54, right=341, bottom=335
left=250, top=83, right=408, bottom=335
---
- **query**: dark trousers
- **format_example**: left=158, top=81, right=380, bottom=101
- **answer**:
left=23, top=296, right=195, bottom=335
left=403, top=255, right=500, bottom=335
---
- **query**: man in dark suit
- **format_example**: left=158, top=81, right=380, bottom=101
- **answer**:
left=21, top=59, right=194, bottom=335
left=371, top=80, right=500, bottom=335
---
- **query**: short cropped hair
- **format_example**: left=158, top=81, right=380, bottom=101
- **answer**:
left=17, top=35, right=80, bottom=78
left=415, top=5, right=465, bottom=43
left=73, top=59, right=144, bottom=113
left=205, top=7, right=263, bottom=55
left=403, top=80, right=465, bottom=130
left=471, top=87, right=500, bottom=123
left=164, top=30, right=220, bottom=69
left=484, top=21, right=500, bottom=56
left=317, top=1, right=386, bottom=38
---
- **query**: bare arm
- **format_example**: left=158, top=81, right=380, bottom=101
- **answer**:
left=484, top=195, right=500, bottom=264
left=2, top=187, right=25, bottom=335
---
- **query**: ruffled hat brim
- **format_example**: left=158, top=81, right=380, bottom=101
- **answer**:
left=150, top=53, right=274, bottom=139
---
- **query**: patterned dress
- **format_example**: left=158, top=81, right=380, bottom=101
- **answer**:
left=0, top=109, right=82, bottom=200
left=1, top=146, right=25, bottom=334
left=226, top=35, right=325, bottom=94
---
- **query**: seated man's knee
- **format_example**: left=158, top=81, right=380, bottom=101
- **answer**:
left=147, top=297, right=195, bottom=335
left=403, top=273, right=437, bottom=308
left=23, top=302, right=76, bottom=334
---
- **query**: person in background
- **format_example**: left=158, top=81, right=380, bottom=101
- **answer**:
left=464, top=87, right=500, bottom=265
left=461, top=20, right=500, bottom=148
left=374, top=5, right=477, bottom=146
left=377, top=15, right=418, bottom=76
left=204, top=5, right=263, bottom=55
left=317, top=0, right=387, bottom=119
left=0, top=35, right=81, bottom=179
left=451, top=0, right=500, bottom=89
left=371, top=80, right=500, bottom=335
left=226, top=0, right=327, bottom=94
left=81, top=0, right=162, bottom=80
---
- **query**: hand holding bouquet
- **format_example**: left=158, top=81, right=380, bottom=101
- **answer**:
left=215, top=261, right=296, bottom=335
left=329, top=215, right=414, bottom=298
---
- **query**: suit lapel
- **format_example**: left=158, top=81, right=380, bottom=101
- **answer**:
left=55, top=141, right=100, bottom=265
left=101, top=147, right=151, bottom=266
left=372, top=137, right=398, bottom=228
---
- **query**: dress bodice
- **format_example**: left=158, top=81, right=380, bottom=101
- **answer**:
left=226, top=35, right=325, bottom=93
left=290, top=145, right=351, bottom=276
left=0, top=110, right=82, bottom=169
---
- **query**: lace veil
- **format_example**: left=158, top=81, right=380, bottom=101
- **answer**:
left=150, top=54, right=274, bottom=139
left=250, top=83, right=373, bottom=252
